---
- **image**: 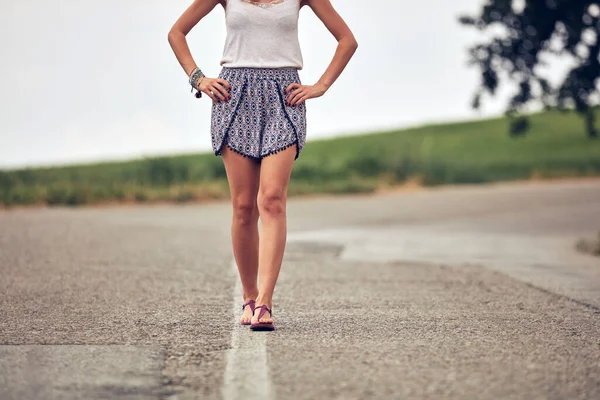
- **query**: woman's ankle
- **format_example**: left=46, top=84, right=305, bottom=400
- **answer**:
left=243, top=290, right=259, bottom=302
left=255, top=294, right=273, bottom=307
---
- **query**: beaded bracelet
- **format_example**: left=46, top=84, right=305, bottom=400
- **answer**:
left=189, top=67, right=205, bottom=98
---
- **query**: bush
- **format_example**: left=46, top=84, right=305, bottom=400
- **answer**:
left=345, top=153, right=388, bottom=177
left=393, top=156, right=417, bottom=181
left=134, top=191, right=148, bottom=202
left=45, top=186, right=88, bottom=206
left=145, top=157, right=186, bottom=186
left=0, top=186, right=42, bottom=206
left=175, top=189, right=196, bottom=203
left=46, top=187, right=70, bottom=205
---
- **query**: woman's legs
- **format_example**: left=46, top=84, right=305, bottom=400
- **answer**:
left=221, top=146, right=261, bottom=324
left=252, top=144, right=297, bottom=325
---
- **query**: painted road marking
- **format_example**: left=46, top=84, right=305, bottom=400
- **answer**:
left=222, top=260, right=274, bottom=400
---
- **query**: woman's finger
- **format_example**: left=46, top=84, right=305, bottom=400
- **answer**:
left=296, top=93, right=310, bottom=105
left=217, top=79, right=232, bottom=91
left=212, top=82, right=229, bottom=99
left=286, top=88, right=302, bottom=105
left=286, top=83, right=301, bottom=94
left=204, top=89, right=218, bottom=102
left=285, top=83, right=300, bottom=94
left=210, top=83, right=227, bottom=101
left=288, top=89, right=305, bottom=105
left=292, top=93, right=309, bottom=106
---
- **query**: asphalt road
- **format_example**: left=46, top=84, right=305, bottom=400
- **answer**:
left=1, top=179, right=599, bottom=400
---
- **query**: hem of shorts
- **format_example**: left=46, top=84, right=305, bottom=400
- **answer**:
left=215, top=142, right=300, bottom=161
left=263, top=140, right=300, bottom=160
left=215, top=144, right=260, bottom=161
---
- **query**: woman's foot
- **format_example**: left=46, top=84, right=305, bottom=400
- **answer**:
left=240, top=299, right=256, bottom=325
left=250, top=304, right=275, bottom=331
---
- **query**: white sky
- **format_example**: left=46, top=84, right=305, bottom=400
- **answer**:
left=0, top=0, right=566, bottom=168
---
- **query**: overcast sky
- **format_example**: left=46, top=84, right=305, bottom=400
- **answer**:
left=0, top=0, right=566, bottom=168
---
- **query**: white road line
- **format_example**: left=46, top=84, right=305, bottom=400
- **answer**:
left=222, top=260, right=275, bottom=400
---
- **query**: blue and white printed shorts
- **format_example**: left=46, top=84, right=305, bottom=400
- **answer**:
left=210, top=67, right=307, bottom=161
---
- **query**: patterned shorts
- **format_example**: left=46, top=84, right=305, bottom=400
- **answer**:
left=210, top=67, right=307, bottom=161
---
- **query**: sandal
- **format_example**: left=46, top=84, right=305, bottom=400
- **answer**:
left=240, top=299, right=256, bottom=326
left=250, top=305, right=275, bottom=331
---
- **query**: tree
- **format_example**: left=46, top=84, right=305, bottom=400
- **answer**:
left=460, top=0, right=600, bottom=138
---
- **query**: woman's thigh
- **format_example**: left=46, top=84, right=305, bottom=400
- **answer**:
left=222, top=146, right=261, bottom=206
left=258, top=144, right=297, bottom=200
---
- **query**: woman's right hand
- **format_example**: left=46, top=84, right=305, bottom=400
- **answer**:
left=198, top=77, right=232, bottom=103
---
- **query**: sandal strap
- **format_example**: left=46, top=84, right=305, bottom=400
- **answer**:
left=242, top=299, right=256, bottom=312
left=254, top=305, right=272, bottom=321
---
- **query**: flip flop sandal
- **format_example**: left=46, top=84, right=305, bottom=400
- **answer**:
left=250, top=305, right=275, bottom=331
left=241, top=299, right=256, bottom=326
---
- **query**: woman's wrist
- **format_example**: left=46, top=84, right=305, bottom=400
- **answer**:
left=188, top=67, right=205, bottom=98
left=186, top=65, right=199, bottom=78
left=315, top=81, right=330, bottom=94
left=189, top=68, right=205, bottom=88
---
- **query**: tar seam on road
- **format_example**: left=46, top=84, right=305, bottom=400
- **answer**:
left=222, top=260, right=275, bottom=400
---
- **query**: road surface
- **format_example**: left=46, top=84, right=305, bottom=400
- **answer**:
left=1, top=179, right=599, bottom=399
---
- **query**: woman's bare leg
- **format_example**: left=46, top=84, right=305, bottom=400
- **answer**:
left=221, top=146, right=261, bottom=324
left=252, top=145, right=297, bottom=325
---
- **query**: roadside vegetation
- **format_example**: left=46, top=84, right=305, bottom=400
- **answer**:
left=2, top=109, right=600, bottom=207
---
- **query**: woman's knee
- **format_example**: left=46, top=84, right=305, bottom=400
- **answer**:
left=257, top=190, right=286, bottom=218
left=232, top=197, right=258, bottom=225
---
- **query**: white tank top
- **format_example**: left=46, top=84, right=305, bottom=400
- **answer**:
left=220, top=0, right=304, bottom=69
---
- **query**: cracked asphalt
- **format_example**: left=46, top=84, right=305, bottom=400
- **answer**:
left=1, top=179, right=599, bottom=399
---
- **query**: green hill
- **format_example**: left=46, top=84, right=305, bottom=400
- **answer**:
left=2, top=110, right=600, bottom=207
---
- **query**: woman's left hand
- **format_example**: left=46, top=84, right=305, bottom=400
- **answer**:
left=285, top=83, right=327, bottom=106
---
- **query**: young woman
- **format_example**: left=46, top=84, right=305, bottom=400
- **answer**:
left=168, top=0, right=357, bottom=331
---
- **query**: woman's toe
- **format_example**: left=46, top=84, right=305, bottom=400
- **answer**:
left=241, top=314, right=252, bottom=324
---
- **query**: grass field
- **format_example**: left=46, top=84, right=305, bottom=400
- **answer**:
left=1, top=109, right=600, bottom=207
